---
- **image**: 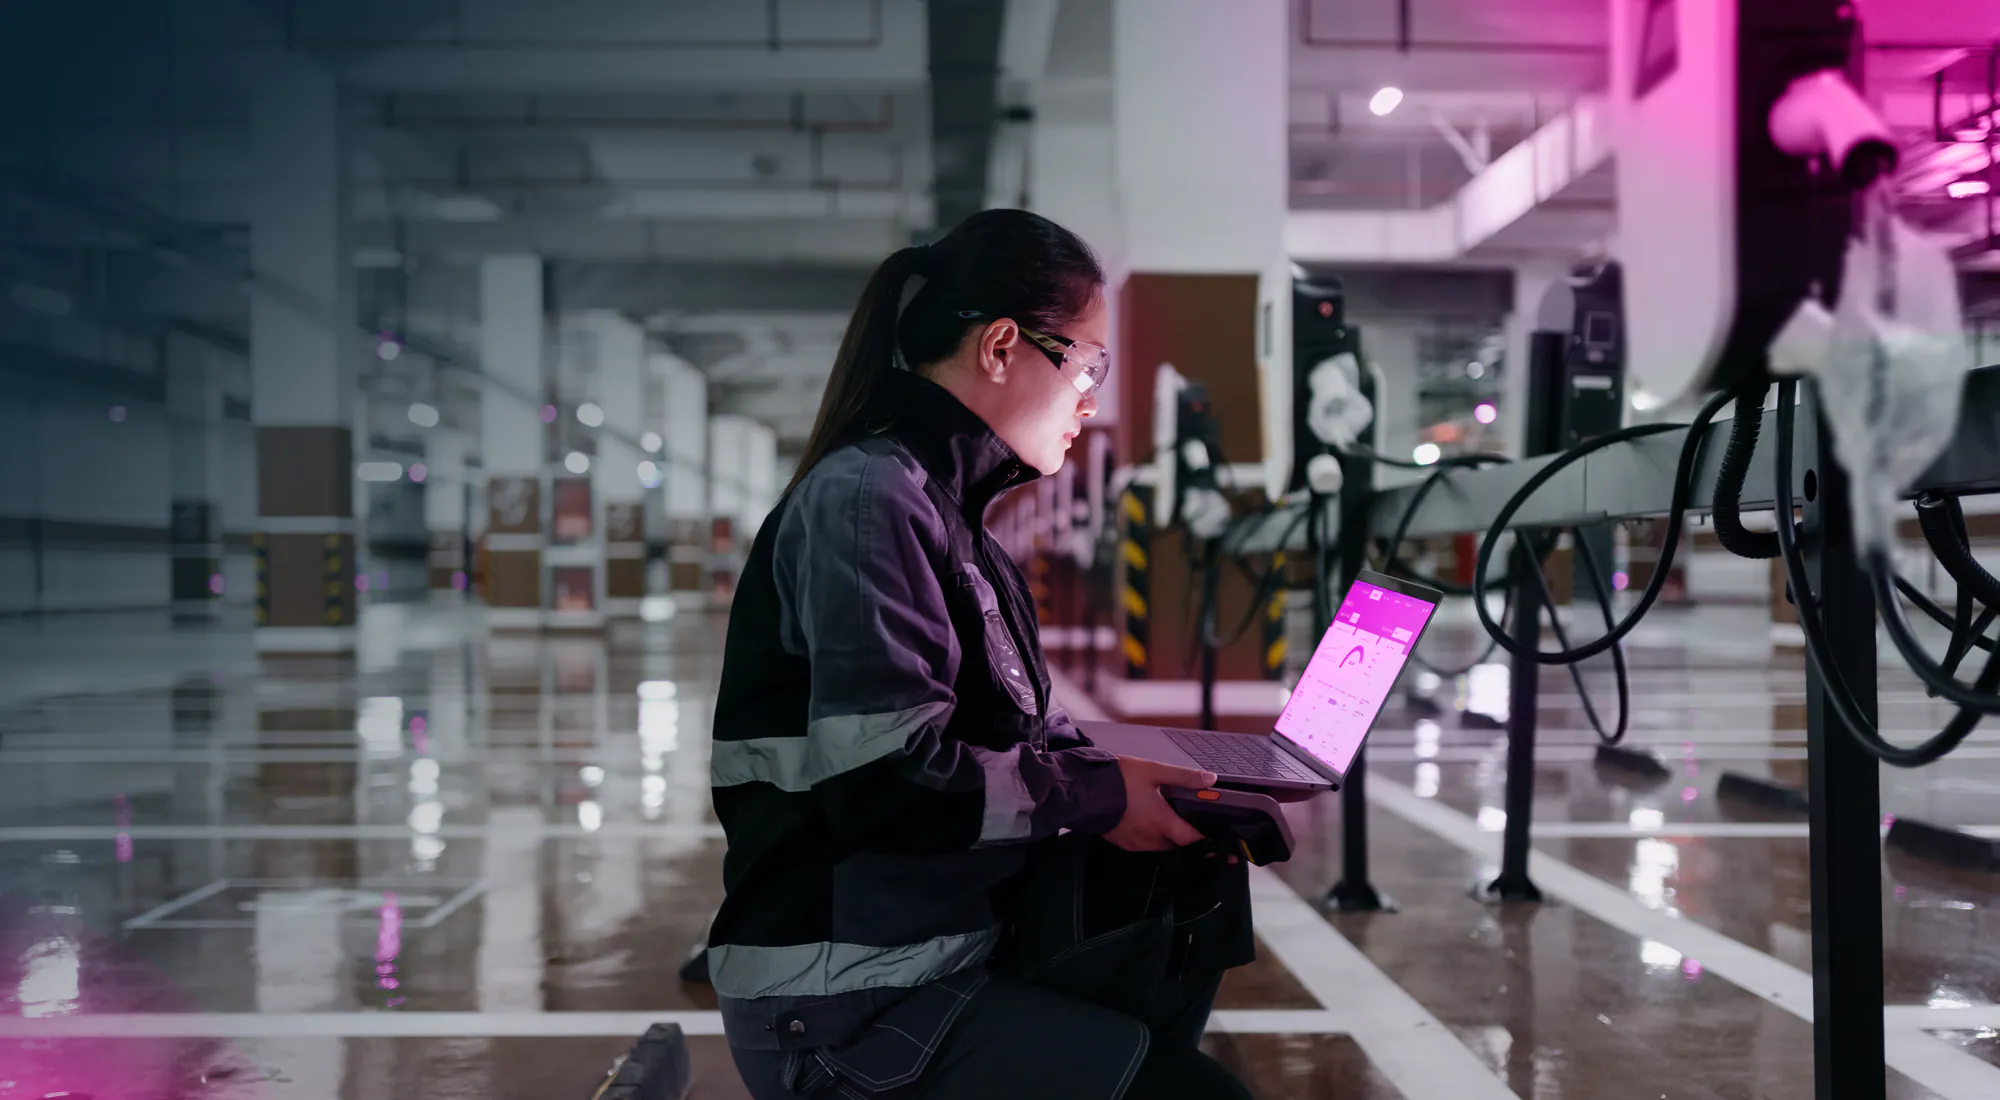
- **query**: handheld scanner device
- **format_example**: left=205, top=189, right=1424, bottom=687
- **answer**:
left=1162, top=786, right=1296, bottom=867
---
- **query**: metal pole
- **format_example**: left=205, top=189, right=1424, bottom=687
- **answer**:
left=1485, top=532, right=1545, bottom=902
left=1199, top=544, right=1218, bottom=730
left=1328, top=448, right=1389, bottom=911
left=1802, top=402, right=1884, bottom=1100
left=1083, top=556, right=1102, bottom=692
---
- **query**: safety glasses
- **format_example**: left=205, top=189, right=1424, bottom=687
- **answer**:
left=957, top=311, right=1110, bottom=396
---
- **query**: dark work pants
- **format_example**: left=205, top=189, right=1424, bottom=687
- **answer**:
left=728, top=836, right=1257, bottom=1100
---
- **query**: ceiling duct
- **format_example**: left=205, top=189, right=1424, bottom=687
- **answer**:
left=926, top=0, right=1008, bottom=235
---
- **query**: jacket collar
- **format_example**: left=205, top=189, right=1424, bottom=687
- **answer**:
left=859, top=370, right=1039, bottom=516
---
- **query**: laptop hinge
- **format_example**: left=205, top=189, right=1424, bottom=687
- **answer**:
left=1273, top=730, right=1344, bottom=784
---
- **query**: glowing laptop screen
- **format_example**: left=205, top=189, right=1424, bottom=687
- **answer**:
left=1274, top=579, right=1437, bottom=776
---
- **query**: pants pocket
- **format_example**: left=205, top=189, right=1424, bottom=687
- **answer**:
left=804, top=967, right=988, bottom=1095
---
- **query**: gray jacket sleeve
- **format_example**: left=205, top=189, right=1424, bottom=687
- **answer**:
left=774, top=447, right=1127, bottom=853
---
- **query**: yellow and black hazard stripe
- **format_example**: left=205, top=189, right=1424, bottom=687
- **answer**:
left=1119, top=488, right=1150, bottom=676
left=1262, top=552, right=1288, bottom=680
left=324, top=533, right=352, bottom=625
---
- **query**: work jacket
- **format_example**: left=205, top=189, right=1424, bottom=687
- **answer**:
left=709, top=369, right=1129, bottom=1047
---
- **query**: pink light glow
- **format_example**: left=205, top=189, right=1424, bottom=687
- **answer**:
left=116, top=832, right=133, bottom=863
left=376, top=892, right=402, bottom=965
left=1682, top=958, right=1703, bottom=980
left=208, top=573, right=225, bottom=596
left=540, top=404, right=559, bottom=423
left=451, top=570, right=468, bottom=591
left=409, top=462, right=428, bottom=484
left=1681, top=786, right=1699, bottom=803
left=1473, top=402, right=1498, bottom=425
left=1612, top=570, right=1630, bottom=592
left=356, top=573, right=371, bottom=592
left=411, top=715, right=428, bottom=735
left=377, top=891, right=404, bottom=1001
left=1883, top=813, right=1897, bottom=828
left=1948, top=179, right=1991, bottom=199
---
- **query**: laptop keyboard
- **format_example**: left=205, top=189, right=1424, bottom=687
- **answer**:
left=1164, top=728, right=1318, bottom=783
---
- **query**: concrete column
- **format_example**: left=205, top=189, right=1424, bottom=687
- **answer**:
left=1358, top=324, right=1422, bottom=465
left=1030, top=43, right=1124, bottom=425
left=656, top=353, right=710, bottom=604
left=424, top=431, right=472, bottom=594
left=1112, top=0, right=1285, bottom=275
left=579, top=312, right=648, bottom=617
left=250, top=58, right=358, bottom=655
left=707, top=415, right=750, bottom=553
left=657, top=354, right=709, bottom=522
left=480, top=256, right=548, bottom=631
left=166, top=334, right=234, bottom=619
left=1105, top=1, right=1285, bottom=685
left=744, top=420, right=777, bottom=542
left=708, top=415, right=778, bottom=599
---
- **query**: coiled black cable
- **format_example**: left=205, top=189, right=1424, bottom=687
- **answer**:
left=1872, top=554, right=2000, bottom=714
left=1328, top=447, right=1526, bottom=674
left=1470, top=387, right=1738, bottom=665
left=1771, top=379, right=2000, bottom=766
left=1711, top=380, right=1783, bottom=560
left=1378, top=454, right=1518, bottom=596
left=1190, top=507, right=1310, bottom=660
left=1915, top=492, right=2000, bottom=607
left=1358, top=447, right=1629, bottom=741
left=1519, top=529, right=1633, bottom=745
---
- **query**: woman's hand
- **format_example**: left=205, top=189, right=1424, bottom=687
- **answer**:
left=1102, top=756, right=1217, bottom=852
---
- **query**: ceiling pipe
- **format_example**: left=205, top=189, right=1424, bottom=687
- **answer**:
left=925, top=0, right=1008, bottom=235
left=377, top=92, right=899, bottom=134
left=281, top=0, right=885, bottom=51
left=1297, top=0, right=1603, bottom=57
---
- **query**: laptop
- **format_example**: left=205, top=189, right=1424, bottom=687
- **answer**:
left=1081, top=569, right=1443, bottom=793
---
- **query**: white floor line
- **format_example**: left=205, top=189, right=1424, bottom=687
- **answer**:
left=1531, top=821, right=2000, bottom=840
left=1885, top=1029, right=2000, bottom=1097
left=1208, top=1009, right=1347, bottom=1035
left=120, top=877, right=233, bottom=930
left=1367, top=778, right=2000, bottom=1100
left=1047, top=666, right=1521, bottom=1100
left=0, top=822, right=724, bottom=842
left=1533, top=727, right=2000, bottom=746
left=1247, top=868, right=1520, bottom=1100
left=0, top=750, right=629, bottom=764
left=30, top=819, right=1990, bottom=847
left=1886, top=1005, right=2000, bottom=1030
left=1525, top=821, right=1817, bottom=839
left=0, top=1009, right=1343, bottom=1040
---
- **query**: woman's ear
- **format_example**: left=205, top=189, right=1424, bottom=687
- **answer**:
left=977, top=317, right=1023, bottom=383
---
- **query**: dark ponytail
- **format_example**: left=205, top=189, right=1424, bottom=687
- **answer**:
left=788, top=209, right=1104, bottom=492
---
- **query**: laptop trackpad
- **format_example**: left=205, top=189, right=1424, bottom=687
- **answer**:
left=1077, top=722, right=1203, bottom=770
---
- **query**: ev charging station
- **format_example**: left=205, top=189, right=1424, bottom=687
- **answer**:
left=1227, top=3, right=1981, bottom=1095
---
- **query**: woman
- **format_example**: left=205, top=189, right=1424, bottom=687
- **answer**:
left=709, top=210, right=1257, bottom=1099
